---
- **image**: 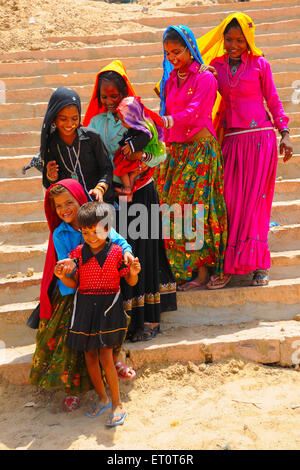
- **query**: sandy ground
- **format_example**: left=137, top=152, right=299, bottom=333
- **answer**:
left=0, top=359, right=300, bottom=450
left=0, top=0, right=222, bottom=54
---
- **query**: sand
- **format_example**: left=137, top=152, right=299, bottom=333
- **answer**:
left=0, top=0, right=222, bottom=54
left=0, top=359, right=300, bottom=450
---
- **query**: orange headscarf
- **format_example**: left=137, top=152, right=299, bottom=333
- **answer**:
left=83, top=60, right=136, bottom=127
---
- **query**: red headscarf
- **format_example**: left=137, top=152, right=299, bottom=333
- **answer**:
left=40, top=179, right=87, bottom=320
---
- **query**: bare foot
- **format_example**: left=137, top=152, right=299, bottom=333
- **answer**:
left=86, top=398, right=111, bottom=418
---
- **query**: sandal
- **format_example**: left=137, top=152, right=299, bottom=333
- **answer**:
left=177, top=280, right=207, bottom=291
left=251, top=270, right=269, bottom=286
left=206, top=274, right=232, bottom=290
left=130, top=325, right=160, bottom=342
left=115, top=362, right=136, bottom=380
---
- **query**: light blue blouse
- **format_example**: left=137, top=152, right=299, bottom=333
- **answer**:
left=53, top=221, right=133, bottom=296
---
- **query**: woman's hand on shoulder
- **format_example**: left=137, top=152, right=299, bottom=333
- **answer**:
left=199, top=64, right=218, bottom=78
left=280, top=132, right=293, bottom=162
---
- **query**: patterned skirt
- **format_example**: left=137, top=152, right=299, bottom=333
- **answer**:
left=29, top=288, right=93, bottom=394
left=155, top=136, right=228, bottom=282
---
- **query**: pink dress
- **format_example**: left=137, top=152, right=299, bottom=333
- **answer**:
left=210, top=52, right=289, bottom=275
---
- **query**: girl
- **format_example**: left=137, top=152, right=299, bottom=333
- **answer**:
left=40, top=86, right=114, bottom=203
left=29, top=179, right=136, bottom=411
left=156, top=25, right=228, bottom=291
left=56, top=201, right=141, bottom=426
left=196, top=13, right=293, bottom=288
left=83, top=60, right=177, bottom=343
left=113, top=96, right=166, bottom=200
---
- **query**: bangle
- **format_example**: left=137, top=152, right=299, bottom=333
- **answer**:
left=96, top=184, right=106, bottom=194
left=162, top=115, right=174, bottom=129
left=280, top=128, right=289, bottom=136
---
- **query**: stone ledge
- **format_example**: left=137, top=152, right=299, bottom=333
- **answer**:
left=2, top=320, right=300, bottom=385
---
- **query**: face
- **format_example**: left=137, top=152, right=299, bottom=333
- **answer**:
left=164, top=40, right=192, bottom=71
left=100, top=81, right=124, bottom=114
left=54, top=105, right=80, bottom=140
left=224, top=26, right=248, bottom=59
left=81, top=224, right=108, bottom=252
left=53, top=191, right=80, bottom=228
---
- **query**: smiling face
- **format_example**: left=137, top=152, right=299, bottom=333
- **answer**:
left=53, top=190, right=80, bottom=229
left=81, top=224, right=108, bottom=253
left=100, top=81, right=124, bottom=114
left=54, top=105, right=80, bottom=142
left=164, top=40, right=193, bottom=72
left=224, top=26, right=248, bottom=59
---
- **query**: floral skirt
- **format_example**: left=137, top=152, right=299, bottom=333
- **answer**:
left=155, top=137, right=228, bottom=282
left=29, top=288, right=93, bottom=394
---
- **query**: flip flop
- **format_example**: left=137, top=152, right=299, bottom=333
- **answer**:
left=206, top=274, right=232, bottom=290
left=177, top=280, right=207, bottom=291
left=251, top=270, right=269, bottom=286
left=115, top=362, right=136, bottom=380
left=106, top=410, right=127, bottom=428
left=86, top=401, right=111, bottom=418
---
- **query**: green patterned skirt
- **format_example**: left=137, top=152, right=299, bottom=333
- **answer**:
left=29, top=288, right=93, bottom=394
left=155, top=137, right=228, bottom=282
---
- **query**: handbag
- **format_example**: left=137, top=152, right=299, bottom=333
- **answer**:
left=26, top=303, right=40, bottom=329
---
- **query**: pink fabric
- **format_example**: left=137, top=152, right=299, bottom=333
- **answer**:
left=222, top=129, right=278, bottom=275
left=210, top=52, right=289, bottom=132
left=164, top=62, right=218, bottom=143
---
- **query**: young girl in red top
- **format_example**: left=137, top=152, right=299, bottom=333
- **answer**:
left=55, top=201, right=141, bottom=427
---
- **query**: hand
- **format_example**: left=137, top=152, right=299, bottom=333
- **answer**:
left=89, top=187, right=104, bottom=202
left=129, top=257, right=141, bottom=276
left=123, top=251, right=135, bottom=265
left=280, top=133, right=293, bottom=162
left=56, top=259, right=77, bottom=274
left=122, top=143, right=132, bottom=158
left=199, top=64, right=218, bottom=78
left=46, top=160, right=59, bottom=181
left=54, top=262, right=67, bottom=279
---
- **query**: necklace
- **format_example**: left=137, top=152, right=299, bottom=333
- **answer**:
left=227, top=53, right=248, bottom=88
left=177, top=70, right=188, bottom=80
left=229, top=58, right=242, bottom=76
left=56, top=141, right=81, bottom=180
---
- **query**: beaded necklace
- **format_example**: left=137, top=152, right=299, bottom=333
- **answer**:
left=227, top=53, right=248, bottom=88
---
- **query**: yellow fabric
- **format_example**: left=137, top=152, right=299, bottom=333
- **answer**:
left=196, top=12, right=263, bottom=64
left=197, top=12, right=263, bottom=143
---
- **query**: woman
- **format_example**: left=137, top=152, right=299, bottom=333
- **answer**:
left=196, top=13, right=293, bottom=288
left=83, top=60, right=177, bottom=342
left=156, top=25, right=228, bottom=291
left=40, top=86, right=114, bottom=204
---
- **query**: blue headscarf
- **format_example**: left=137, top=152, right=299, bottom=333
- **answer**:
left=160, top=25, right=204, bottom=116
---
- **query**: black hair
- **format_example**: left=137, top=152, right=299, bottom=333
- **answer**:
left=97, top=71, right=128, bottom=104
left=163, top=28, right=186, bottom=47
left=224, top=18, right=243, bottom=35
left=77, top=201, right=113, bottom=231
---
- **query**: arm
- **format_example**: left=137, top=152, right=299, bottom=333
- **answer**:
left=88, top=130, right=113, bottom=202
left=54, top=261, right=78, bottom=289
left=259, top=57, right=293, bottom=161
left=109, top=227, right=133, bottom=259
left=124, top=257, right=141, bottom=286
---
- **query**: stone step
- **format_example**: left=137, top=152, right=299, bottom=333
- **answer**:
left=0, top=146, right=39, bottom=157
left=2, top=106, right=299, bottom=135
left=136, top=5, right=300, bottom=30
left=167, top=0, right=300, bottom=14
left=270, top=250, right=300, bottom=280
left=271, top=199, right=300, bottom=225
left=269, top=223, right=300, bottom=252
left=273, top=178, right=300, bottom=202
left=1, top=317, right=300, bottom=385
left=1, top=77, right=296, bottom=106
left=44, top=21, right=300, bottom=50
left=0, top=200, right=45, bottom=222
left=0, top=37, right=298, bottom=65
left=0, top=50, right=298, bottom=83
left=277, top=154, right=300, bottom=180
left=0, top=244, right=46, bottom=277
left=0, top=176, right=44, bottom=203
left=0, top=221, right=48, bottom=246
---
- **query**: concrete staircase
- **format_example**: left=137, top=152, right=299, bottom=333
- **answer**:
left=0, top=0, right=299, bottom=381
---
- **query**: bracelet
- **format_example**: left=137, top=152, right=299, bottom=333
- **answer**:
left=162, top=115, right=174, bottom=129
left=280, top=128, right=289, bottom=136
left=96, top=184, right=106, bottom=194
